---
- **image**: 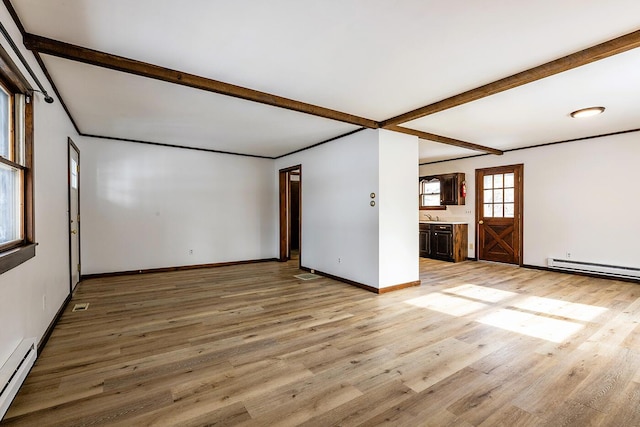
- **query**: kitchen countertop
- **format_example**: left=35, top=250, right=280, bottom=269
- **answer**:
left=420, top=221, right=468, bottom=224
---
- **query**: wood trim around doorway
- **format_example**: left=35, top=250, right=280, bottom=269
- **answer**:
left=279, top=165, right=301, bottom=263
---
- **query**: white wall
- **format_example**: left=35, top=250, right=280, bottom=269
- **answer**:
left=276, top=129, right=419, bottom=289
left=275, top=130, right=380, bottom=286
left=419, top=132, right=640, bottom=268
left=0, top=4, right=79, bottom=364
left=378, top=130, right=419, bottom=288
left=77, top=137, right=277, bottom=274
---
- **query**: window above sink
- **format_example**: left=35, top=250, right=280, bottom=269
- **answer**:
left=419, top=177, right=443, bottom=209
left=419, top=173, right=465, bottom=210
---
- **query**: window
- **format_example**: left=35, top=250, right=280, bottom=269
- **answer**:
left=419, top=177, right=441, bottom=208
left=419, top=173, right=465, bottom=209
left=0, top=82, right=20, bottom=248
left=0, top=44, right=35, bottom=274
left=483, top=172, right=515, bottom=218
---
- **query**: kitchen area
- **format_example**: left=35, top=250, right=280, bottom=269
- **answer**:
left=419, top=172, right=469, bottom=262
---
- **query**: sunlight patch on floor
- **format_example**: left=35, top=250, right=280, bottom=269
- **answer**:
left=445, top=284, right=517, bottom=303
left=404, top=283, right=607, bottom=343
left=405, top=293, right=488, bottom=317
left=512, top=296, right=608, bottom=322
left=477, top=308, right=584, bottom=343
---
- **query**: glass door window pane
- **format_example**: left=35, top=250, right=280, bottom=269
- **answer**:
left=71, top=158, right=78, bottom=189
left=483, top=172, right=516, bottom=219
left=504, top=188, right=514, bottom=203
left=484, top=175, right=493, bottom=189
left=504, top=203, right=515, bottom=218
left=504, top=173, right=514, bottom=188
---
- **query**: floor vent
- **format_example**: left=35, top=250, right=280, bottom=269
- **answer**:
left=0, top=338, right=37, bottom=419
left=294, top=273, right=321, bottom=281
left=547, top=258, right=640, bottom=280
left=72, top=303, right=90, bottom=312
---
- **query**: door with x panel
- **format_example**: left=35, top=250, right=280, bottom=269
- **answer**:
left=476, top=164, right=523, bottom=265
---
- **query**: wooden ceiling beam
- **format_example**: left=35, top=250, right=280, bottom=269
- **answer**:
left=387, top=125, right=503, bottom=155
left=382, top=29, right=640, bottom=127
left=22, top=33, right=506, bottom=155
left=23, top=33, right=379, bottom=129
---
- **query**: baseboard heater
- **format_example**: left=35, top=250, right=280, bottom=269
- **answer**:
left=547, top=258, right=640, bottom=280
left=0, top=338, right=37, bottom=420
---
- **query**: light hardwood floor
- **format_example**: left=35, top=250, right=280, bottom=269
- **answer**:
left=3, top=259, right=640, bottom=426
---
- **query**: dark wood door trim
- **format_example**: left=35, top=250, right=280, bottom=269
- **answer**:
left=279, top=171, right=287, bottom=261
left=279, top=165, right=301, bottom=264
left=475, top=164, right=524, bottom=266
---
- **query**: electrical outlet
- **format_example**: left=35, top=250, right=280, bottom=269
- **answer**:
left=189, top=249, right=193, bottom=255
left=338, top=257, right=341, bottom=263
left=469, top=243, right=474, bottom=250
left=566, top=252, right=571, bottom=259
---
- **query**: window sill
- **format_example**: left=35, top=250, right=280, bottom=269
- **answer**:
left=0, top=243, right=36, bottom=275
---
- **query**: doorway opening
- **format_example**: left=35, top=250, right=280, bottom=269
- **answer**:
left=68, top=138, right=81, bottom=292
left=475, top=164, right=524, bottom=265
left=279, top=165, right=301, bottom=264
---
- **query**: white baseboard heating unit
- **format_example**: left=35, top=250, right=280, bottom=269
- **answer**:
left=547, top=258, right=640, bottom=280
left=0, top=338, right=37, bottom=420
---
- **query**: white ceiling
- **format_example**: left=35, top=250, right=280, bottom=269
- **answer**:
left=41, top=55, right=359, bottom=157
left=9, top=0, right=640, bottom=161
left=418, top=142, right=479, bottom=164
left=408, top=48, right=640, bottom=158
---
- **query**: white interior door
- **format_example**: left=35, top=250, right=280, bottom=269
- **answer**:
left=69, top=142, right=80, bottom=290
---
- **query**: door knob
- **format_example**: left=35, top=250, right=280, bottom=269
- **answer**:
left=71, top=229, right=77, bottom=234
left=479, top=220, right=484, bottom=224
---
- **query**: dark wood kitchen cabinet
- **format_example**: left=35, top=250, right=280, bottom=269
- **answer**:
left=419, top=223, right=430, bottom=257
left=440, top=173, right=466, bottom=206
left=419, top=223, right=468, bottom=263
left=431, top=224, right=453, bottom=259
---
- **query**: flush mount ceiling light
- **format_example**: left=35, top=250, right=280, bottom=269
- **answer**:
left=570, top=106, right=605, bottom=119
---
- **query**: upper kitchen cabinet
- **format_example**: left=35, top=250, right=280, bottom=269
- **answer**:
left=440, top=173, right=465, bottom=205
left=419, top=172, right=465, bottom=209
